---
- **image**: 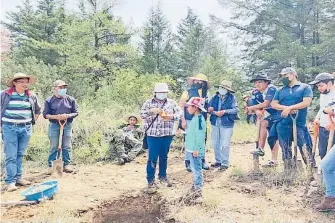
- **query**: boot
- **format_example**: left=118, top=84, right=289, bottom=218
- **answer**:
left=185, top=160, right=192, bottom=172
left=16, top=179, right=31, bottom=186
left=202, top=159, right=210, bottom=170
left=315, top=197, right=335, bottom=212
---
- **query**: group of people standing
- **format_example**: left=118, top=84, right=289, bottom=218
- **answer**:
left=1, top=69, right=335, bottom=211
left=1, top=73, right=78, bottom=192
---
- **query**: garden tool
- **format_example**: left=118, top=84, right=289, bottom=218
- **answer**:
left=290, top=113, right=303, bottom=170
left=326, top=114, right=335, bottom=153
left=52, top=119, right=67, bottom=177
left=312, top=123, right=319, bottom=159
left=253, top=114, right=263, bottom=172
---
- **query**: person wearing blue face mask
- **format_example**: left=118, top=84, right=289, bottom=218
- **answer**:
left=270, top=67, right=313, bottom=170
left=208, top=80, right=239, bottom=171
left=43, top=80, right=79, bottom=173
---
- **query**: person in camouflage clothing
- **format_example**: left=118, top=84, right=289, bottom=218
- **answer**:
left=108, top=114, right=144, bottom=165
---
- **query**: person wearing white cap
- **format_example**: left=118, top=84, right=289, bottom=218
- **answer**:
left=1, top=73, right=41, bottom=192
left=270, top=67, right=313, bottom=169
left=140, top=83, right=183, bottom=194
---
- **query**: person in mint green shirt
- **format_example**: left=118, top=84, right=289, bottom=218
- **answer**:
left=184, top=97, right=207, bottom=201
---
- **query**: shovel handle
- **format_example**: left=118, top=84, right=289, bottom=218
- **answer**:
left=327, top=115, right=335, bottom=152
left=57, top=119, right=67, bottom=151
left=290, top=113, right=299, bottom=162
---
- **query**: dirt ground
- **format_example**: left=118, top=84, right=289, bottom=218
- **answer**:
left=1, top=143, right=335, bottom=223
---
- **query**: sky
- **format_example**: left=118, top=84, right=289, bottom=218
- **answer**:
left=0, top=0, right=242, bottom=66
left=1, top=0, right=230, bottom=28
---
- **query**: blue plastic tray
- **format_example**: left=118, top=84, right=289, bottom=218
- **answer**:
left=21, top=180, right=58, bottom=201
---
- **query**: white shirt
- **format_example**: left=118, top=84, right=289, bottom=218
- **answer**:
left=316, top=90, right=335, bottom=127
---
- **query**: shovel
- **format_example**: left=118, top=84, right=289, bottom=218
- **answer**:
left=253, top=112, right=263, bottom=172
left=290, top=112, right=303, bottom=170
left=327, top=114, right=335, bottom=153
left=52, top=119, right=67, bottom=177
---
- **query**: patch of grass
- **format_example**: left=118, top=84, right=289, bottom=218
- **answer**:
left=231, top=122, right=257, bottom=144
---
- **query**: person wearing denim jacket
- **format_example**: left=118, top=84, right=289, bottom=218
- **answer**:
left=184, top=97, right=207, bottom=202
left=1, top=73, right=41, bottom=192
left=315, top=103, right=335, bottom=212
left=208, top=80, right=239, bottom=171
left=43, top=80, right=79, bottom=174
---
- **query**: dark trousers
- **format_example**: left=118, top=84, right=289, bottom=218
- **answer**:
left=319, top=127, right=335, bottom=159
left=146, top=136, right=173, bottom=184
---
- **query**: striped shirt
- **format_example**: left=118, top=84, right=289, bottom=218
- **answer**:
left=2, top=92, right=32, bottom=124
left=140, top=98, right=183, bottom=137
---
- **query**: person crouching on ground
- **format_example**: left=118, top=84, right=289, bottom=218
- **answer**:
left=43, top=80, right=79, bottom=173
left=107, top=114, right=144, bottom=165
left=184, top=97, right=207, bottom=202
left=315, top=103, right=335, bottom=212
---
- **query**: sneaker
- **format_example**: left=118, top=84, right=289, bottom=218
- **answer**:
left=16, top=179, right=31, bottom=186
left=262, top=160, right=278, bottom=168
left=63, top=165, right=74, bottom=173
left=185, top=160, right=192, bottom=172
left=218, top=165, right=228, bottom=171
left=202, top=159, right=210, bottom=170
left=315, top=197, right=335, bottom=212
left=159, top=178, right=172, bottom=187
left=210, top=162, right=221, bottom=168
left=250, top=148, right=265, bottom=156
left=146, top=183, right=157, bottom=194
left=7, top=183, right=18, bottom=192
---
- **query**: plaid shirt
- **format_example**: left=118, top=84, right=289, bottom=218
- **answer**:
left=140, top=98, right=183, bottom=137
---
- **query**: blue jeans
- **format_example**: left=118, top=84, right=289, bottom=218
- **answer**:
left=211, top=125, right=234, bottom=167
left=318, top=127, right=335, bottom=159
left=320, top=145, right=335, bottom=197
left=2, top=123, right=32, bottom=184
left=187, top=152, right=203, bottom=190
left=47, top=122, right=72, bottom=167
left=146, top=136, right=173, bottom=184
left=276, top=122, right=312, bottom=160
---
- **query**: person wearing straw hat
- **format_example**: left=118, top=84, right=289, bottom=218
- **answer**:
left=270, top=67, right=313, bottom=170
left=107, top=114, right=144, bottom=165
left=208, top=80, right=239, bottom=171
left=43, top=80, right=79, bottom=174
left=179, top=73, right=210, bottom=172
left=247, top=73, right=280, bottom=167
left=140, top=83, right=183, bottom=194
left=309, top=72, right=335, bottom=160
left=1, top=73, right=41, bottom=192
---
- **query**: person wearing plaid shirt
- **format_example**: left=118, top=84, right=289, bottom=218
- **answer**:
left=140, top=83, right=183, bottom=194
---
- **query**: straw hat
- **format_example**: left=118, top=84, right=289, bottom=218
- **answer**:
left=123, top=114, right=142, bottom=124
left=187, top=73, right=210, bottom=87
left=6, top=73, right=36, bottom=87
left=215, top=80, right=235, bottom=93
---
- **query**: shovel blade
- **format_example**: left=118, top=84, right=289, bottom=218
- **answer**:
left=52, top=159, right=63, bottom=177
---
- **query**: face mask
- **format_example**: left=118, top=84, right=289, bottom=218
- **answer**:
left=218, top=88, right=227, bottom=95
left=156, top=93, right=168, bottom=100
left=57, top=89, right=67, bottom=96
left=193, top=83, right=203, bottom=89
left=281, top=77, right=290, bottom=86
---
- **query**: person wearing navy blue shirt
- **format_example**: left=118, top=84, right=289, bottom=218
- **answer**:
left=208, top=80, right=239, bottom=171
left=247, top=74, right=280, bottom=167
left=271, top=67, right=313, bottom=170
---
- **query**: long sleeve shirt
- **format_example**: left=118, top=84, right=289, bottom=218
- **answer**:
left=316, top=90, right=335, bottom=128
left=140, top=98, right=183, bottom=137
left=185, top=114, right=206, bottom=156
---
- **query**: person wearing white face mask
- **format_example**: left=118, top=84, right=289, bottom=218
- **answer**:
left=208, top=80, right=239, bottom=171
left=140, top=83, right=183, bottom=194
left=43, top=80, right=79, bottom=173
